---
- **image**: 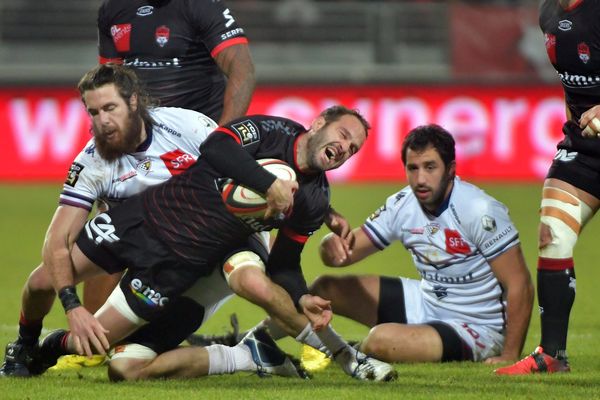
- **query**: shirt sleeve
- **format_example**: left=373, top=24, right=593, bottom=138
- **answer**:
left=59, top=142, right=108, bottom=211
left=97, top=1, right=122, bottom=63
left=361, top=190, right=407, bottom=250
left=189, top=0, right=249, bottom=58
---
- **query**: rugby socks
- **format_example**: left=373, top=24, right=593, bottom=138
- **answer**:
left=537, top=258, right=575, bottom=359
left=295, top=323, right=332, bottom=356
left=206, top=344, right=253, bottom=375
left=17, top=311, right=42, bottom=346
left=315, top=325, right=348, bottom=358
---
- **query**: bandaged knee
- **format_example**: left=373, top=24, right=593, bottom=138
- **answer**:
left=223, top=251, right=265, bottom=285
left=539, top=187, right=593, bottom=259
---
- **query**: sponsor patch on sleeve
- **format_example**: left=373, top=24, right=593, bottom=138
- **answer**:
left=230, top=120, right=260, bottom=146
left=65, top=162, right=85, bottom=187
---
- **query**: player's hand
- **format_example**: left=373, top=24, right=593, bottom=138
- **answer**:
left=483, top=354, right=518, bottom=365
left=265, top=178, right=298, bottom=220
left=319, top=232, right=352, bottom=267
left=325, top=207, right=352, bottom=239
left=579, top=105, right=600, bottom=138
left=66, top=306, right=110, bottom=357
left=299, top=294, right=332, bottom=331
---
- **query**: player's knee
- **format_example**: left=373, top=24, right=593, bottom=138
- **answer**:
left=309, top=275, right=343, bottom=299
left=26, top=264, right=54, bottom=294
left=107, top=344, right=156, bottom=381
left=223, top=251, right=265, bottom=287
left=361, top=326, right=391, bottom=360
left=226, top=256, right=272, bottom=305
left=538, top=188, right=591, bottom=259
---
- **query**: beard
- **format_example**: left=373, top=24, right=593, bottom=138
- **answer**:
left=419, top=172, right=453, bottom=212
left=93, top=109, right=143, bottom=161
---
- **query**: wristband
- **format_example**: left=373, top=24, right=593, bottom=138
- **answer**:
left=58, top=286, right=81, bottom=313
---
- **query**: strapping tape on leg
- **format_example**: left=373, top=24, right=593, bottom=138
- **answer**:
left=223, top=251, right=265, bottom=285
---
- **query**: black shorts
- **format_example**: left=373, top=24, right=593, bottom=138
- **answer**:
left=77, top=196, right=214, bottom=321
left=547, top=121, right=600, bottom=199
left=377, top=276, right=473, bottom=362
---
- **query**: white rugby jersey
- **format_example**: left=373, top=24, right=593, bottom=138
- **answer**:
left=59, top=107, right=217, bottom=210
left=362, top=177, right=519, bottom=332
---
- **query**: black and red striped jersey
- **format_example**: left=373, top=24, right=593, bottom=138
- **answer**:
left=540, top=0, right=600, bottom=120
left=98, top=0, right=248, bottom=121
left=140, top=115, right=330, bottom=279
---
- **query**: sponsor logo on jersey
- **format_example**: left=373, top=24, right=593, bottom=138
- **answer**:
left=221, top=28, right=244, bottom=41
left=394, top=192, right=406, bottom=204
left=114, top=170, right=137, bottom=183
left=432, top=285, right=448, bottom=299
left=223, top=8, right=235, bottom=28
left=403, top=227, right=424, bottom=235
left=482, top=226, right=514, bottom=250
left=136, top=158, right=152, bottom=175
left=544, top=33, right=556, bottom=64
left=239, top=215, right=273, bottom=231
left=129, top=278, right=169, bottom=307
left=84, top=213, right=120, bottom=244
left=157, top=123, right=183, bottom=138
left=155, top=25, right=170, bottom=48
left=136, top=5, right=154, bottom=16
left=84, top=143, right=96, bottom=156
left=420, top=270, right=474, bottom=284
left=160, top=150, right=196, bottom=175
left=444, top=229, right=471, bottom=254
left=553, top=149, right=577, bottom=162
left=481, top=215, right=497, bottom=233
left=449, top=204, right=461, bottom=225
left=110, top=24, right=132, bottom=52
left=558, top=19, right=572, bottom=31
left=65, top=162, right=84, bottom=187
left=231, top=120, right=260, bottom=146
left=259, top=120, right=297, bottom=136
left=578, top=42, right=590, bottom=64
left=123, top=58, right=181, bottom=68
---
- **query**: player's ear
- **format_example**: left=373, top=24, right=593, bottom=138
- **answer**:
left=310, top=116, right=326, bottom=133
left=129, top=93, right=138, bottom=112
left=447, top=160, right=456, bottom=179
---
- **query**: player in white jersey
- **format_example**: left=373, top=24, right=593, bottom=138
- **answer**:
left=313, top=124, right=534, bottom=364
left=0, top=64, right=301, bottom=380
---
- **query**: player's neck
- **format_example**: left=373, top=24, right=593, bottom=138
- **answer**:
left=294, top=132, right=312, bottom=174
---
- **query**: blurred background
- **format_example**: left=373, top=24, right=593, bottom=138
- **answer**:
left=0, top=0, right=561, bottom=184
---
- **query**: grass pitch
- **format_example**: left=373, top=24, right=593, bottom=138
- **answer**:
left=0, top=182, right=599, bottom=399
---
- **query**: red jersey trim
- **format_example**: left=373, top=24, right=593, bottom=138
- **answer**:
left=281, top=226, right=309, bottom=244
left=563, top=0, right=583, bottom=11
left=99, top=56, right=123, bottom=64
left=210, top=37, right=249, bottom=58
left=215, top=127, right=242, bottom=144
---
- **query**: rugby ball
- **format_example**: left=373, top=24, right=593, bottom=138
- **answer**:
left=221, top=158, right=296, bottom=219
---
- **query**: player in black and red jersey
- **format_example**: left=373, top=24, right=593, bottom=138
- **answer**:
left=28, top=106, right=397, bottom=381
left=97, top=0, right=255, bottom=125
left=496, top=0, right=600, bottom=375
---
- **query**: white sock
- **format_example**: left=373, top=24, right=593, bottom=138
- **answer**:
left=295, top=323, right=331, bottom=356
left=206, top=343, right=256, bottom=375
left=315, top=325, right=348, bottom=358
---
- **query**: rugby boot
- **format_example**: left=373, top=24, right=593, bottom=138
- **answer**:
left=241, top=327, right=309, bottom=379
left=187, top=313, right=240, bottom=347
left=335, top=346, right=398, bottom=382
left=0, top=341, right=40, bottom=377
left=494, top=346, right=570, bottom=375
left=33, top=329, right=69, bottom=375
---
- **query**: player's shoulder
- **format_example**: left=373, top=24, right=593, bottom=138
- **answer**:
left=150, top=107, right=217, bottom=133
left=248, top=114, right=306, bottom=136
left=72, top=137, right=111, bottom=168
left=450, top=178, right=508, bottom=220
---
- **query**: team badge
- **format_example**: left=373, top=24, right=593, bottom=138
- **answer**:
left=558, top=20, right=572, bottom=31
left=110, top=24, right=131, bottom=52
left=136, top=5, right=154, bottom=16
left=155, top=26, right=170, bottom=48
left=368, top=205, right=385, bottom=221
left=425, top=223, right=440, bottom=236
left=481, top=215, right=497, bottom=233
left=65, top=162, right=84, bottom=187
left=231, top=120, right=260, bottom=146
left=136, top=158, right=152, bottom=175
left=544, top=33, right=556, bottom=64
left=432, top=285, right=448, bottom=300
left=578, top=42, right=590, bottom=64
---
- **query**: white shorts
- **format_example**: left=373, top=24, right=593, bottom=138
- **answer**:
left=401, top=277, right=504, bottom=361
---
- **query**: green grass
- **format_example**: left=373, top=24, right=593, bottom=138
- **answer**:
left=0, top=182, right=599, bottom=399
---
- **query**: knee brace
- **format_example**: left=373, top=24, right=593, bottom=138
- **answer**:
left=539, top=187, right=593, bottom=259
left=222, top=251, right=265, bottom=285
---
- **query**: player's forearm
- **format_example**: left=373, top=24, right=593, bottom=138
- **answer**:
left=218, top=65, right=255, bottom=125
left=42, top=243, right=76, bottom=292
left=501, top=283, right=534, bottom=359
